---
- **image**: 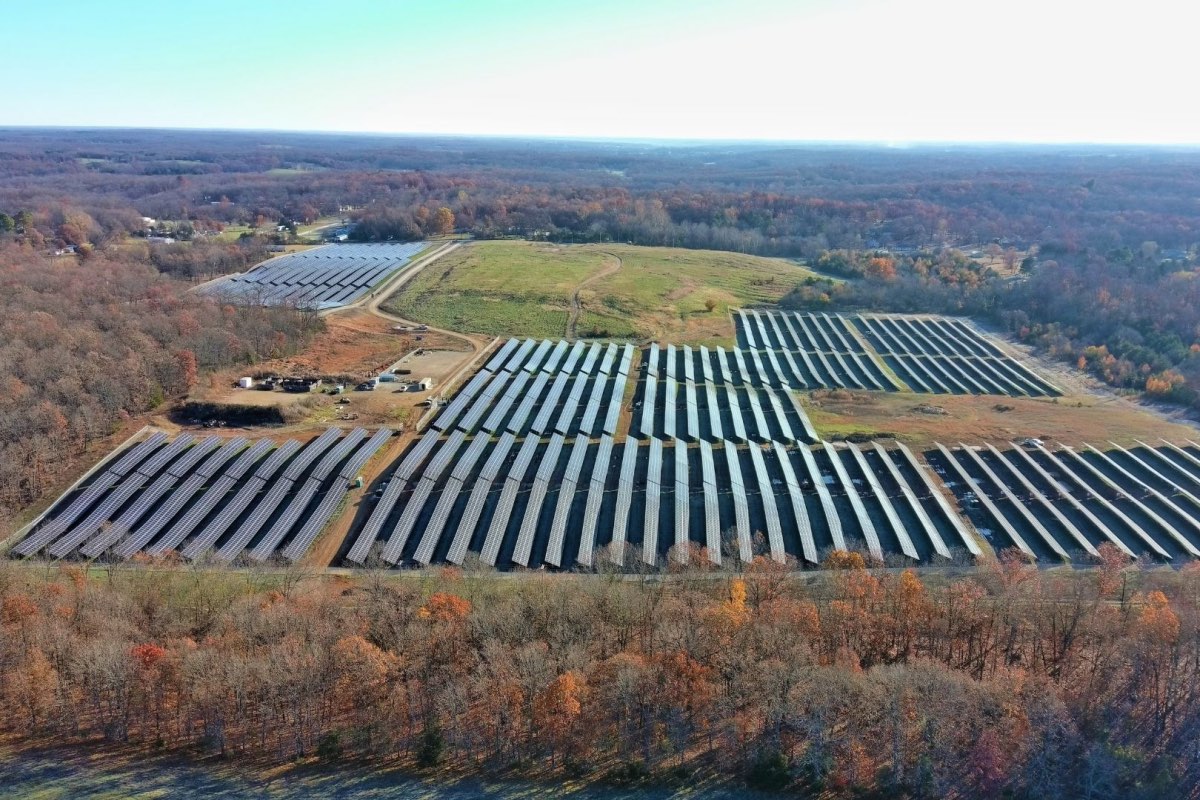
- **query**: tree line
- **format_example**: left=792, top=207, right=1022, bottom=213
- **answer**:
left=1, top=551, right=1198, bottom=797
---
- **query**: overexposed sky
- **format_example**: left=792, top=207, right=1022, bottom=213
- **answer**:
left=4, top=0, right=1196, bottom=143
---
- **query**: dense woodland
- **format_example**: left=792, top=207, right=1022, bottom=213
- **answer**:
left=2, top=554, right=1200, bottom=798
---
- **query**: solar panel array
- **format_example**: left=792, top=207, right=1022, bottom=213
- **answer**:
left=345, top=421, right=998, bottom=570
left=853, top=314, right=1061, bottom=397
left=16, top=428, right=392, bottom=563
left=344, top=331, right=1052, bottom=569
left=732, top=309, right=1060, bottom=398
left=428, top=339, right=628, bottom=439
left=929, top=440, right=1200, bottom=563
left=732, top=310, right=898, bottom=391
left=202, top=242, right=426, bottom=310
left=637, top=343, right=817, bottom=444
left=21, top=320, right=1163, bottom=575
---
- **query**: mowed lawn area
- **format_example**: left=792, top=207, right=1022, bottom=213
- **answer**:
left=383, top=240, right=812, bottom=344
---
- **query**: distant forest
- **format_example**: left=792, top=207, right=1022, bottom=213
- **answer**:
left=2, top=129, right=1200, bottom=527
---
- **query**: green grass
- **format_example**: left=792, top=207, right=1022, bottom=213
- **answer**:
left=382, top=241, right=813, bottom=343
left=213, top=224, right=254, bottom=243
left=383, top=241, right=610, bottom=339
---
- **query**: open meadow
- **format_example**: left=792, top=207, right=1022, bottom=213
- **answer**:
left=383, top=241, right=812, bottom=344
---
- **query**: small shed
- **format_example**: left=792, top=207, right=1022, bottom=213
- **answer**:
left=410, top=377, right=435, bottom=392
left=238, top=377, right=255, bottom=389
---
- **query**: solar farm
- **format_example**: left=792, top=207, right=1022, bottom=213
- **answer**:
left=10, top=298, right=1200, bottom=572
left=734, top=310, right=1061, bottom=397
left=202, top=242, right=427, bottom=310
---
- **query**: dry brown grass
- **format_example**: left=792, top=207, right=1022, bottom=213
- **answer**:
left=802, top=389, right=1200, bottom=448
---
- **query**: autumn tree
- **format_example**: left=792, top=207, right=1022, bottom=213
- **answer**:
left=432, top=206, right=455, bottom=236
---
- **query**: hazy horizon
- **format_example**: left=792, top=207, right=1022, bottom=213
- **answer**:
left=5, top=0, right=1195, bottom=145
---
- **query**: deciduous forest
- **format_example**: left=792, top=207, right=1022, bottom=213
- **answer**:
left=2, top=555, right=1198, bottom=798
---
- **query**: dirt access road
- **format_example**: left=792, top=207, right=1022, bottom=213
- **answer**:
left=566, top=250, right=623, bottom=339
left=329, top=239, right=495, bottom=395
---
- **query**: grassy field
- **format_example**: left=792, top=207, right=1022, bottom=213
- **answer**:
left=802, top=389, right=1200, bottom=448
left=382, top=241, right=811, bottom=344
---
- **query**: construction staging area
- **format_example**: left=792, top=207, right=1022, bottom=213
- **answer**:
left=202, top=242, right=427, bottom=310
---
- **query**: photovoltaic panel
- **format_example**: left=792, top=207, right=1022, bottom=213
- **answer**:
left=512, top=434, right=566, bottom=566
left=774, top=442, right=819, bottom=563
left=663, top=376, right=677, bottom=439
left=617, top=344, right=635, bottom=376
left=577, top=434, right=614, bottom=566
left=747, top=444, right=785, bottom=562
left=578, top=342, right=602, bottom=375
left=642, top=438, right=663, bottom=565
left=481, top=434, right=542, bottom=565
left=673, top=440, right=690, bottom=561
left=554, top=375, right=588, bottom=435
left=524, top=339, right=554, bottom=373
left=504, top=338, right=537, bottom=373
left=394, top=430, right=444, bottom=483
left=609, top=436, right=640, bottom=563
left=705, top=384, right=724, bottom=440
left=726, top=386, right=748, bottom=441
left=144, top=438, right=269, bottom=557
left=249, top=429, right=370, bottom=561
left=482, top=371, right=529, bottom=433
left=507, top=372, right=549, bottom=435
left=722, top=444, right=753, bottom=563
left=640, top=375, right=658, bottom=437
left=457, top=371, right=512, bottom=433
left=602, top=371, right=627, bottom=435
left=1002, top=443, right=1134, bottom=557
left=541, top=340, right=570, bottom=374
left=560, top=340, right=587, bottom=375
left=897, top=441, right=984, bottom=557
left=578, top=374, right=609, bottom=436
left=796, top=445, right=846, bottom=551
left=699, top=440, right=720, bottom=563
left=933, top=443, right=1033, bottom=559
left=597, top=343, right=618, bottom=375
left=445, top=433, right=518, bottom=564
left=81, top=436, right=224, bottom=557
left=872, top=443, right=954, bottom=560
left=545, top=434, right=591, bottom=567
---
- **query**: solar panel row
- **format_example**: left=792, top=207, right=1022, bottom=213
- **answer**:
left=203, top=242, right=426, bottom=310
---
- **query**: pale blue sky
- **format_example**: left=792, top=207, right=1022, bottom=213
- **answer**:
left=3, top=0, right=1195, bottom=143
